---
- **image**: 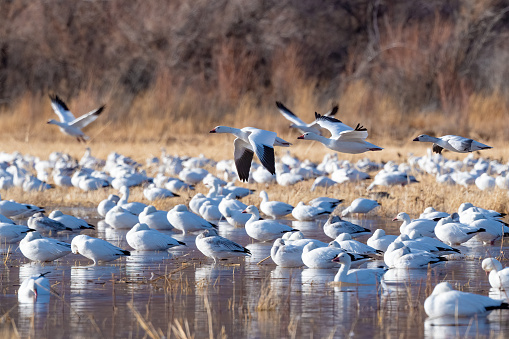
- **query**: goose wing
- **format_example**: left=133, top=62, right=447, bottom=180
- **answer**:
left=233, top=138, right=254, bottom=182
left=314, top=113, right=353, bottom=138
left=247, top=129, right=277, bottom=175
left=49, top=94, right=76, bottom=123
left=441, top=135, right=474, bottom=152
left=276, top=102, right=307, bottom=126
left=70, top=105, right=105, bottom=129
left=336, top=124, right=369, bottom=141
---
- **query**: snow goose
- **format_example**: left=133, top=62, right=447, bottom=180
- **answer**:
left=143, top=183, right=179, bottom=201
left=242, top=205, right=297, bottom=242
left=341, top=198, right=380, bottom=217
left=393, top=212, right=437, bottom=237
left=367, top=229, right=397, bottom=252
left=179, top=168, right=209, bottom=185
left=384, top=242, right=447, bottom=269
left=309, top=197, right=343, bottom=213
left=28, top=212, right=72, bottom=233
left=334, top=233, right=382, bottom=256
left=97, top=194, right=120, bottom=217
left=199, top=201, right=223, bottom=221
left=20, top=231, right=72, bottom=262
left=165, top=178, right=194, bottom=192
left=18, top=273, right=51, bottom=303
left=424, top=282, right=509, bottom=318
left=117, top=186, right=147, bottom=215
left=458, top=202, right=506, bottom=219
left=469, top=218, right=509, bottom=245
left=275, top=101, right=338, bottom=136
left=48, top=210, right=94, bottom=230
left=419, top=207, right=450, bottom=220
left=0, top=194, right=44, bottom=218
left=48, top=94, right=104, bottom=142
left=413, top=134, right=492, bottom=154
left=0, top=224, right=34, bottom=243
left=407, top=230, right=460, bottom=254
left=496, top=174, right=509, bottom=190
left=222, top=206, right=251, bottom=228
left=105, top=206, right=139, bottom=229
left=138, top=205, right=173, bottom=230
left=126, top=223, right=185, bottom=251
left=259, top=190, right=294, bottom=219
left=367, top=171, right=418, bottom=191
left=331, top=252, right=385, bottom=285
left=167, top=204, right=217, bottom=235
left=209, top=126, right=291, bottom=182
left=310, top=176, right=337, bottom=191
left=218, top=193, right=247, bottom=218
left=195, top=229, right=251, bottom=263
left=71, top=234, right=130, bottom=265
left=297, top=113, right=383, bottom=154
left=270, top=238, right=305, bottom=268
left=475, top=173, right=496, bottom=191
left=323, top=215, right=371, bottom=239
left=302, top=242, right=368, bottom=269
left=481, top=258, right=509, bottom=290
left=292, top=202, right=329, bottom=221
left=434, top=216, right=486, bottom=245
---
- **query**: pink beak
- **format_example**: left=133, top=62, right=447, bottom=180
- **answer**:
left=392, top=217, right=398, bottom=221
left=209, top=128, right=217, bottom=133
left=297, top=135, right=305, bottom=139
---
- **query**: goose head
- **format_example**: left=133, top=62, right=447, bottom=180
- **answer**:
left=481, top=258, right=503, bottom=273
left=413, top=134, right=434, bottom=142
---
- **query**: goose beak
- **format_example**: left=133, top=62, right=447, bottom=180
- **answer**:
left=297, top=135, right=305, bottom=139
left=209, top=128, right=217, bottom=133
left=331, top=255, right=340, bottom=262
left=392, top=217, right=398, bottom=221
left=412, top=137, right=419, bottom=141
left=241, top=209, right=247, bottom=214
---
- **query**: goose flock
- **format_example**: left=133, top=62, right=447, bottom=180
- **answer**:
left=3, top=98, right=508, bottom=329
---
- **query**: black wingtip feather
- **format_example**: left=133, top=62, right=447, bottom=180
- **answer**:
left=122, top=250, right=131, bottom=256
left=275, top=101, right=296, bottom=117
left=49, top=94, right=70, bottom=111
left=315, top=112, right=343, bottom=123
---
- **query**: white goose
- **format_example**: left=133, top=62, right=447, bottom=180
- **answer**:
left=366, top=229, right=397, bottom=252
left=297, top=113, right=383, bottom=154
left=334, top=233, right=381, bottom=256
left=218, top=193, right=247, bottom=218
left=47, top=94, right=104, bottom=142
left=167, top=204, right=217, bottom=234
left=424, top=282, right=508, bottom=318
left=419, top=207, right=450, bottom=220
left=270, top=238, right=305, bottom=268
left=413, top=134, right=492, bottom=154
left=0, top=224, right=34, bottom=243
left=223, top=206, right=252, bottom=228
left=105, top=206, right=139, bottom=229
left=28, top=212, right=73, bottom=233
left=332, top=252, right=385, bottom=285
left=118, top=186, right=147, bottom=215
left=71, top=234, right=130, bottom=264
left=341, top=198, right=380, bottom=217
left=18, top=273, right=51, bottom=302
left=209, top=126, right=291, bottom=182
left=259, top=190, right=294, bottom=219
left=291, top=202, right=329, bottom=221
left=275, top=101, right=338, bottom=135
left=20, top=231, right=72, bottom=262
left=138, top=205, right=173, bottom=230
left=126, top=223, right=185, bottom=251
left=384, top=242, right=447, bottom=269
left=143, top=183, right=179, bottom=201
left=323, top=215, right=371, bottom=239
left=48, top=210, right=94, bottom=230
left=242, top=205, right=297, bottom=242
left=0, top=194, right=44, bottom=218
left=393, top=212, right=437, bottom=237
left=481, top=258, right=509, bottom=290
left=309, top=197, right=343, bottom=213
left=434, top=216, right=486, bottom=246
left=195, top=229, right=251, bottom=263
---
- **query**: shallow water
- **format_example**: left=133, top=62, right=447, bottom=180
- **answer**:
left=1, top=211, right=509, bottom=338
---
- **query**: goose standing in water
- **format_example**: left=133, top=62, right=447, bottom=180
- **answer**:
left=209, top=126, right=291, bottom=182
left=71, top=234, right=130, bottom=265
left=47, top=94, right=105, bottom=142
left=332, top=252, right=385, bottom=285
left=259, top=190, right=294, bottom=219
left=18, top=273, right=51, bottom=302
left=413, top=134, right=492, bottom=154
left=195, top=229, right=251, bottom=263
left=481, top=258, right=509, bottom=290
left=242, top=205, right=297, bottom=242
left=297, top=113, right=382, bottom=154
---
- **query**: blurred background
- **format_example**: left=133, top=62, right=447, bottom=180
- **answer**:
left=1, top=0, right=509, bottom=143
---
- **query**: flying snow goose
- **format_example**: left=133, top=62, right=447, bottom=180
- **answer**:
left=48, top=94, right=105, bottom=142
left=424, top=282, right=509, bottom=318
left=413, top=134, right=492, bottom=154
left=481, top=258, right=509, bottom=290
left=292, top=202, right=329, bottom=221
left=275, top=101, right=338, bottom=136
left=331, top=252, right=385, bottom=285
left=297, top=113, right=383, bottom=154
left=393, top=212, right=437, bottom=237
left=242, top=205, right=297, bottom=242
left=126, top=223, right=185, bottom=251
left=195, top=229, right=251, bottom=263
left=209, top=126, right=291, bottom=182
left=270, top=238, right=305, bottom=268
left=105, top=206, right=139, bottom=229
left=0, top=224, right=34, bottom=243
left=366, top=229, right=398, bottom=252
left=138, top=205, right=173, bottom=230
left=71, top=234, right=130, bottom=264
left=48, top=210, right=94, bottom=230
left=434, top=216, right=486, bottom=246
left=28, top=212, right=73, bottom=233
left=259, top=190, right=294, bottom=219
left=323, top=215, right=371, bottom=239
left=167, top=204, right=217, bottom=234
left=20, top=231, right=72, bottom=262
left=18, top=273, right=51, bottom=303
left=341, top=198, right=380, bottom=216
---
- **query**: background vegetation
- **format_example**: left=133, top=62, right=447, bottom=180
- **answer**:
left=1, top=0, right=509, bottom=143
